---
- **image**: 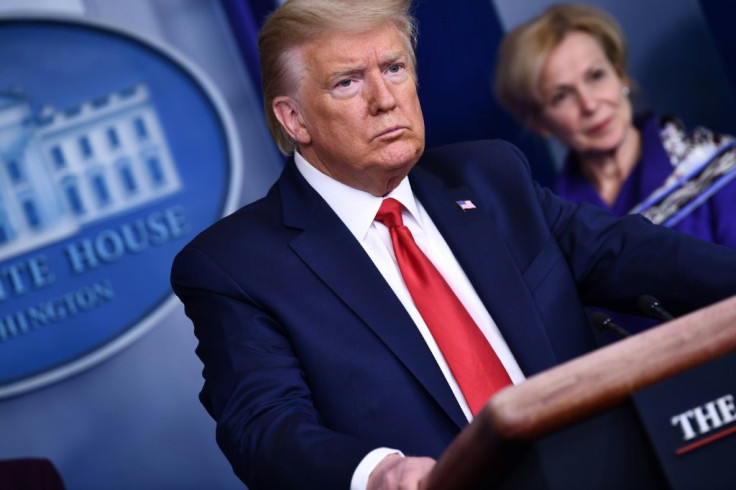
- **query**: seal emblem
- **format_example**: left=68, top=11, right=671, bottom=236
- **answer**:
left=0, top=15, right=241, bottom=398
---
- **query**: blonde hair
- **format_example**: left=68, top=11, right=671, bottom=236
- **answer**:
left=494, top=3, right=628, bottom=126
left=258, top=0, right=418, bottom=155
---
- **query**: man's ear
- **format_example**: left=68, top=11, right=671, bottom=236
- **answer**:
left=273, top=96, right=311, bottom=145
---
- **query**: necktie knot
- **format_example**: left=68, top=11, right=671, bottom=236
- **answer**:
left=375, top=198, right=404, bottom=228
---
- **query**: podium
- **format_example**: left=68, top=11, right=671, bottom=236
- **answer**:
left=423, top=295, right=736, bottom=489
left=633, top=352, right=736, bottom=489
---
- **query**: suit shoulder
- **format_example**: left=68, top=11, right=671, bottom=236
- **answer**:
left=427, top=138, right=523, bottom=154
left=418, top=139, right=532, bottom=184
left=179, top=186, right=284, bottom=256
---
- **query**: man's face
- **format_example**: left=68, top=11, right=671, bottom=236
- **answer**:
left=275, top=23, right=425, bottom=196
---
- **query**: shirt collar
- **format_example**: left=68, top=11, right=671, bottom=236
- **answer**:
left=294, top=151, right=420, bottom=241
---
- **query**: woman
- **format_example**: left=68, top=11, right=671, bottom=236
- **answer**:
left=494, top=3, right=736, bottom=249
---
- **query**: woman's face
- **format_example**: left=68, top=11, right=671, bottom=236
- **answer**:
left=534, top=31, right=634, bottom=157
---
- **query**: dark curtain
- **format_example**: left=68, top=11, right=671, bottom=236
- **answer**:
left=700, top=0, right=736, bottom=99
left=219, top=0, right=277, bottom=101
left=412, top=0, right=555, bottom=185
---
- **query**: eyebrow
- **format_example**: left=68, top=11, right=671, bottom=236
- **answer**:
left=380, top=51, right=406, bottom=68
left=326, top=51, right=407, bottom=83
left=544, top=58, right=609, bottom=91
left=327, top=65, right=365, bottom=84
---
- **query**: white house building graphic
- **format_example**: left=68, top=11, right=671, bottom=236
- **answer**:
left=0, top=84, right=181, bottom=262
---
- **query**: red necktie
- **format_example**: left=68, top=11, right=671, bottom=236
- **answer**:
left=375, top=198, right=511, bottom=415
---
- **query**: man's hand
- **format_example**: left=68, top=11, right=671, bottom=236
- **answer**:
left=366, top=453, right=436, bottom=490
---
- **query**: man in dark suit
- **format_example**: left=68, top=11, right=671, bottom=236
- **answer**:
left=170, top=0, right=736, bottom=489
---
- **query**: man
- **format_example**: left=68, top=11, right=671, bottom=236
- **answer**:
left=170, top=1, right=736, bottom=489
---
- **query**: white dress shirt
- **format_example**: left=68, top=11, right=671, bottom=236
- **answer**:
left=293, top=153, right=525, bottom=489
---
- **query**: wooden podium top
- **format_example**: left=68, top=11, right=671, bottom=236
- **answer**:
left=423, top=294, right=736, bottom=490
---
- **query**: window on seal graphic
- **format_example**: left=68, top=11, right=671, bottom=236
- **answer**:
left=50, top=145, right=66, bottom=169
left=62, top=176, right=85, bottom=216
left=5, top=157, right=25, bottom=184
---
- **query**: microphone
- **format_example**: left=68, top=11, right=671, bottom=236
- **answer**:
left=589, top=311, right=631, bottom=338
left=638, top=295, right=675, bottom=322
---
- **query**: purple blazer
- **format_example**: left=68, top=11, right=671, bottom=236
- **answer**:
left=555, top=113, right=736, bottom=249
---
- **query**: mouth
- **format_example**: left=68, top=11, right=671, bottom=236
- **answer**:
left=374, top=125, right=407, bottom=140
left=587, top=117, right=612, bottom=135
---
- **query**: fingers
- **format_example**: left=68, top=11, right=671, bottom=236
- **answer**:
left=368, top=454, right=436, bottom=490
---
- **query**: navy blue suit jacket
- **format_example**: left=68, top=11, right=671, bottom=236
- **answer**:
left=171, top=140, right=736, bottom=489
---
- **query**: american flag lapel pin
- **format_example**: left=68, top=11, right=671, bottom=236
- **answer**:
left=455, top=199, right=477, bottom=211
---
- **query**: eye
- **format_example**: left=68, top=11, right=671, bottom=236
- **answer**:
left=549, top=91, right=568, bottom=107
left=385, top=62, right=409, bottom=84
left=589, top=68, right=607, bottom=82
left=387, top=63, right=403, bottom=74
left=331, top=76, right=361, bottom=98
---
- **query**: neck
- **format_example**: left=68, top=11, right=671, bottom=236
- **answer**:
left=297, top=147, right=414, bottom=197
left=577, top=126, right=641, bottom=206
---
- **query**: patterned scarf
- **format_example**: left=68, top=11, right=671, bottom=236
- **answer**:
left=629, top=117, right=736, bottom=226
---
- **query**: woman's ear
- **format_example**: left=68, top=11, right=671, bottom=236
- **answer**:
left=529, top=114, right=551, bottom=137
left=273, top=96, right=311, bottom=145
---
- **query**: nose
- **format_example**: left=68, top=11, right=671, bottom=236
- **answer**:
left=576, top=87, right=598, bottom=114
left=367, top=71, right=397, bottom=115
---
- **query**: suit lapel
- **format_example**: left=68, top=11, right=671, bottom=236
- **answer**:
left=411, top=169, right=558, bottom=376
left=279, top=163, right=467, bottom=429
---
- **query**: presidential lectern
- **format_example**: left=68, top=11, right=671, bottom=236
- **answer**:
left=422, top=295, right=736, bottom=490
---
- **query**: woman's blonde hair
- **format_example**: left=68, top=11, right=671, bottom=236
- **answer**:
left=494, top=3, right=628, bottom=126
left=258, top=0, right=418, bottom=155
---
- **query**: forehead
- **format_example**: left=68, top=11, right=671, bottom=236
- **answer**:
left=542, top=31, right=608, bottom=83
left=300, top=23, right=407, bottom=75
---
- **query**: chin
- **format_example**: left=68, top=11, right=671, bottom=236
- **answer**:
left=380, top=142, right=423, bottom=169
left=583, top=131, right=626, bottom=153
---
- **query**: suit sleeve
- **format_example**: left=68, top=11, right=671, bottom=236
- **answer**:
left=709, top=174, right=736, bottom=249
left=422, top=138, right=736, bottom=317
left=533, top=171, right=736, bottom=316
left=171, top=245, right=375, bottom=490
